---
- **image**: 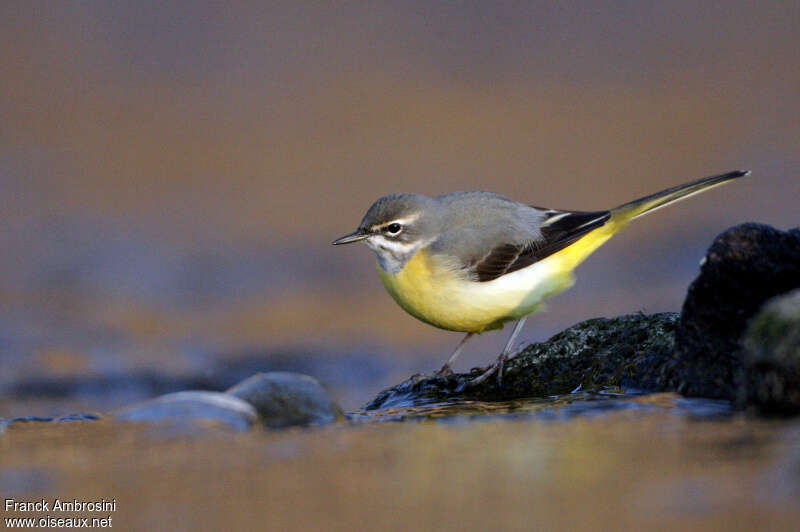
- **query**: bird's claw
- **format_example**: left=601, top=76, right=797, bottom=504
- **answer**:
left=468, top=354, right=506, bottom=387
left=433, top=364, right=454, bottom=377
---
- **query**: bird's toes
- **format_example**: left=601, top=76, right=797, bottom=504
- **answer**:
left=433, top=365, right=454, bottom=377
left=468, top=363, right=499, bottom=387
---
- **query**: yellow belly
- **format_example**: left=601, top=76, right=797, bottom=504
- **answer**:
left=377, top=249, right=567, bottom=333
left=377, top=221, right=623, bottom=333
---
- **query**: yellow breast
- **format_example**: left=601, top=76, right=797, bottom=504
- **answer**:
left=377, top=250, right=468, bottom=331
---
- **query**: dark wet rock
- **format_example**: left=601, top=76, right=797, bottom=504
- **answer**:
left=227, top=372, right=343, bottom=428
left=740, top=290, right=800, bottom=415
left=0, top=413, right=102, bottom=428
left=114, top=391, right=258, bottom=431
left=671, top=224, right=800, bottom=399
left=9, top=415, right=56, bottom=423
left=56, top=413, right=103, bottom=422
left=13, top=413, right=102, bottom=423
left=365, top=313, right=679, bottom=409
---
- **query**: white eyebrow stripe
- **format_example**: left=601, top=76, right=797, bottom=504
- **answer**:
left=371, top=213, right=421, bottom=231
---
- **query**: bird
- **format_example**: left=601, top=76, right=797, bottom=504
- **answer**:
left=332, top=170, right=749, bottom=385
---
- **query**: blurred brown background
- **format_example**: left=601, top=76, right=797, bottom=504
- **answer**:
left=1, top=2, right=798, bottom=409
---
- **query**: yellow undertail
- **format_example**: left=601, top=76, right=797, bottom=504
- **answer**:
left=552, top=170, right=747, bottom=271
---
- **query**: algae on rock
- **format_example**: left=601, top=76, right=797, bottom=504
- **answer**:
left=741, top=289, right=800, bottom=415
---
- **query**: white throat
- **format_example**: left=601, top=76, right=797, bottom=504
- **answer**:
left=366, top=235, right=423, bottom=274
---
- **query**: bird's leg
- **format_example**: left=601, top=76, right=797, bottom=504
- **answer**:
left=470, top=317, right=527, bottom=386
left=435, top=332, right=474, bottom=376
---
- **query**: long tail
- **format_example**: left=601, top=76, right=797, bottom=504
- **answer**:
left=610, top=170, right=750, bottom=224
left=551, top=170, right=749, bottom=272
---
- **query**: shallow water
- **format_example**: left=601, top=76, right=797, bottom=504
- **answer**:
left=2, top=402, right=799, bottom=531
left=351, top=389, right=734, bottom=424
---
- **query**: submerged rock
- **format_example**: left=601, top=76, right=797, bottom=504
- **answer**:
left=365, top=313, right=679, bottom=410
left=741, top=290, right=800, bottom=415
left=9, top=413, right=102, bottom=423
left=114, top=391, right=258, bottom=432
left=227, top=372, right=343, bottom=428
left=671, top=224, right=800, bottom=399
left=0, top=413, right=102, bottom=431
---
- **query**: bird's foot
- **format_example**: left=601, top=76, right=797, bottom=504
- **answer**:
left=469, top=353, right=507, bottom=387
left=433, top=364, right=454, bottom=377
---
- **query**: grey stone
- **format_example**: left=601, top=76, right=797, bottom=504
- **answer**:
left=114, top=391, right=258, bottom=431
left=741, top=289, right=800, bottom=415
left=227, top=372, right=343, bottom=428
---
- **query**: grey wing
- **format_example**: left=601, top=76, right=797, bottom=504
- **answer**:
left=441, top=208, right=611, bottom=282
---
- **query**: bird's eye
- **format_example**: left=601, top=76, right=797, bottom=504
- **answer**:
left=386, top=223, right=402, bottom=234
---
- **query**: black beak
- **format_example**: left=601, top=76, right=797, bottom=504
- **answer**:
left=332, top=230, right=369, bottom=245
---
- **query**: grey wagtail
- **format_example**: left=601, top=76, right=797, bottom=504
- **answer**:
left=333, top=170, right=749, bottom=385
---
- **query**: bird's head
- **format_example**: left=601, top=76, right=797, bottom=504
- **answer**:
left=332, top=193, right=439, bottom=273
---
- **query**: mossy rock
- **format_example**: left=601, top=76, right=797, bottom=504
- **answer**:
left=740, top=289, right=800, bottom=415
left=365, top=312, right=678, bottom=410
